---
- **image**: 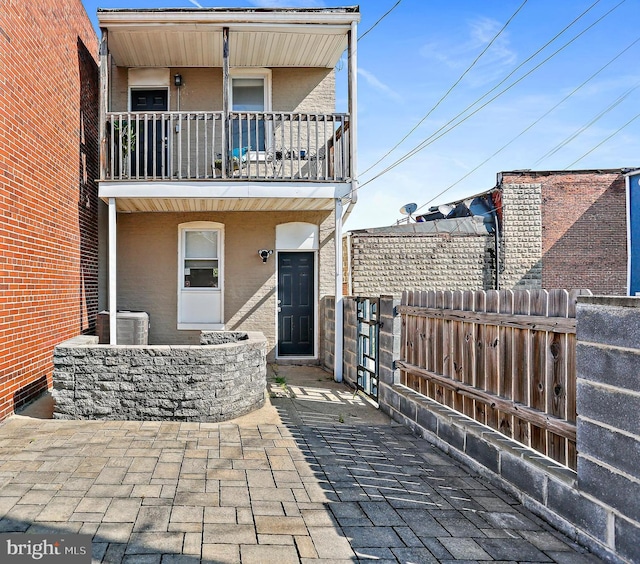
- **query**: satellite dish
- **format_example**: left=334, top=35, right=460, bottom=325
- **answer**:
left=437, top=204, right=454, bottom=217
left=399, top=202, right=417, bottom=216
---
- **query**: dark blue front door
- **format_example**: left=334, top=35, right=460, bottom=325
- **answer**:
left=278, top=252, right=314, bottom=356
left=130, top=89, right=168, bottom=176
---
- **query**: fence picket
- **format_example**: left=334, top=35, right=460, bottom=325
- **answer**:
left=442, top=291, right=454, bottom=407
left=530, top=290, right=549, bottom=455
left=547, top=289, right=569, bottom=465
left=452, top=290, right=465, bottom=412
left=498, top=289, right=514, bottom=437
left=397, top=288, right=578, bottom=468
left=400, top=290, right=409, bottom=388
left=462, top=290, right=476, bottom=418
left=485, top=290, right=500, bottom=429
left=512, top=290, right=531, bottom=446
left=474, top=290, right=487, bottom=424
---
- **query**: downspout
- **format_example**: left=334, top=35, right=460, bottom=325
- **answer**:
left=344, top=18, right=358, bottom=225
left=494, top=209, right=500, bottom=291
left=334, top=19, right=358, bottom=383
left=334, top=198, right=344, bottom=382
left=222, top=27, right=230, bottom=177
left=99, top=29, right=118, bottom=344
left=99, top=28, right=108, bottom=181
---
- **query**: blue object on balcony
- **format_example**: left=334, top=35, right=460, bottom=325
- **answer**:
left=231, top=146, right=249, bottom=160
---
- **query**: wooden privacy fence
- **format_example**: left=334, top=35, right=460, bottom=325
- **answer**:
left=397, top=289, right=592, bottom=470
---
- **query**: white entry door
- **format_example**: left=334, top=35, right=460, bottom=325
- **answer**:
left=178, top=223, right=224, bottom=329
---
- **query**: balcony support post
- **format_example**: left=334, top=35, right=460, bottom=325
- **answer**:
left=108, top=197, right=117, bottom=345
left=348, top=20, right=358, bottom=184
left=334, top=197, right=344, bottom=382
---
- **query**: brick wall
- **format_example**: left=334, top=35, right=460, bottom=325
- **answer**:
left=501, top=170, right=627, bottom=294
left=0, top=2, right=99, bottom=419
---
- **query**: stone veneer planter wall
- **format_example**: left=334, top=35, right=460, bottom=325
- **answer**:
left=52, top=331, right=267, bottom=422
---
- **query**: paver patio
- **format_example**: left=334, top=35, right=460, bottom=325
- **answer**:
left=0, top=366, right=600, bottom=563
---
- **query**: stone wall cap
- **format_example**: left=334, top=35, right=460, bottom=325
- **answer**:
left=578, top=295, right=640, bottom=308
left=56, top=335, right=99, bottom=348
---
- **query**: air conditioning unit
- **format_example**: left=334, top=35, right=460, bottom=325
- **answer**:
left=96, top=311, right=149, bottom=345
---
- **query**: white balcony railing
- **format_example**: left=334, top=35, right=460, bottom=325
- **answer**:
left=103, top=111, right=351, bottom=182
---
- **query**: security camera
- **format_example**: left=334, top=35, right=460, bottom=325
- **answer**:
left=258, top=249, right=273, bottom=263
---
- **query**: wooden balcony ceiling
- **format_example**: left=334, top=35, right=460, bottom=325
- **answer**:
left=109, top=196, right=338, bottom=213
left=98, top=8, right=360, bottom=69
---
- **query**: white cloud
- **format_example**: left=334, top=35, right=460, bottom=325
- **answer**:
left=358, top=68, right=404, bottom=102
left=420, top=16, right=517, bottom=87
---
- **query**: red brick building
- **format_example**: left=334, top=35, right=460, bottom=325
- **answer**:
left=346, top=169, right=630, bottom=297
left=0, top=2, right=99, bottom=419
left=500, top=170, right=627, bottom=295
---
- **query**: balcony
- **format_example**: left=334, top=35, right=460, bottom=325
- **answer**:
left=102, top=111, right=351, bottom=183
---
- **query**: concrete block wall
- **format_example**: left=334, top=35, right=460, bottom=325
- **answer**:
left=0, top=2, right=99, bottom=419
left=373, top=293, right=639, bottom=562
left=348, top=231, right=494, bottom=296
left=499, top=182, right=543, bottom=289
left=576, top=296, right=640, bottom=562
left=320, top=296, right=335, bottom=373
left=342, top=298, right=357, bottom=388
left=52, top=332, right=267, bottom=422
left=380, top=384, right=621, bottom=563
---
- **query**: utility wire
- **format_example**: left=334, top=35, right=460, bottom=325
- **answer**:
left=407, top=34, right=640, bottom=216
left=360, top=0, right=604, bottom=178
left=565, top=111, right=640, bottom=169
left=359, top=0, right=402, bottom=41
left=359, top=0, right=624, bottom=191
left=360, top=0, right=529, bottom=176
left=534, top=67, right=640, bottom=166
left=536, top=84, right=639, bottom=165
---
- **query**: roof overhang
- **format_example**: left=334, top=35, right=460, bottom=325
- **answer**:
left=97, top=7, right=360, bottom=68
left=99, top=180, right=352, bottom=213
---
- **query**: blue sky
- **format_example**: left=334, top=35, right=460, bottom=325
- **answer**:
left=82, top=0, right=640, bottom=230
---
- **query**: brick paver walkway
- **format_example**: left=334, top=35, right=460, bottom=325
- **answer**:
left=0, top=366, right=599, bottom=563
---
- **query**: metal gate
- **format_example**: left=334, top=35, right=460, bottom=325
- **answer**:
left=356, top=297, right=379, bottom=402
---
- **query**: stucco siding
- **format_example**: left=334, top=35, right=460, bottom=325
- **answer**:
left=110, top=67, right=334, bottom=113
left=116, top=210, right=335, bottom=358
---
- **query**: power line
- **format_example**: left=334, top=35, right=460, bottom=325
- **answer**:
left=407, top=34, right=640, bottom=216
left=360, top=0, right=529, bottom=177
left=358, top=0, right=402, bottom=41
left=535, top=82, right=640, bottom=166
left=564, top=111, right=640, bottom=169
left=358, top=0, right=625, bottom=191
left=360, top=0, right=604, bottom=179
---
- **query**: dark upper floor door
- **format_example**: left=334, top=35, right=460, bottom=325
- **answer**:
left=130, top=89, right=168, bottom=176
